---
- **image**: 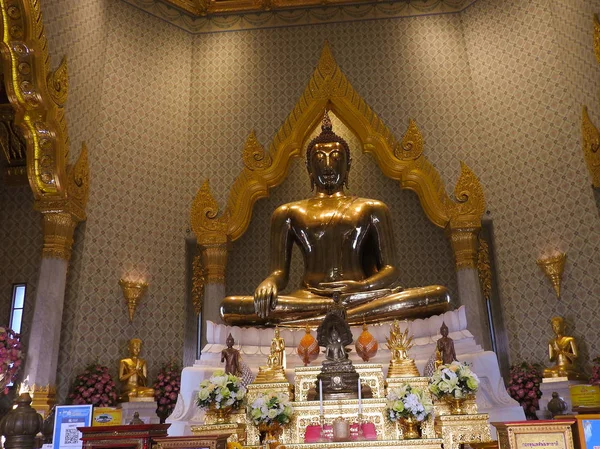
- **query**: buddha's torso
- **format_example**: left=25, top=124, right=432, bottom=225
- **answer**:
left=551, top=336, right=575, bottom=365
left=282, top=195, right=383, bottom=289
left=122, top=357, right=144, bottom=388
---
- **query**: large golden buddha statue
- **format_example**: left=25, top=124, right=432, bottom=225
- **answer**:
left=221, top=113, right=450, bottom=327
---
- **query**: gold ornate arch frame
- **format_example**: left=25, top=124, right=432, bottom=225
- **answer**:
left=190, top=42, right=485, bottom=296
left=0, top=0, right=89, bottom=259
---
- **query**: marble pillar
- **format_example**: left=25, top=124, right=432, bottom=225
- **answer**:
left=23, top=212, right=79, bottom=415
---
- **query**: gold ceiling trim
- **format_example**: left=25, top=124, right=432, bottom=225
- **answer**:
left=191, top=42, right=485, bottom=247
left=122, top=0, right=477, bottom=34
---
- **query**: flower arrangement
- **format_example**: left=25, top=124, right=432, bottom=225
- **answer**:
left=247, top=391, right=293, bottom=426
left=68, top=364, right=118, bottom=407
left=153, top=361, right=181, bottom=420
left=386, top=384, right=433, bottom=422
left=507, top=362, right=542, bottom=420
left=429, top=361, right=479, bottom=400
left=0, top=327, right=22, bottom=395
left=589, top=357, right=600, bottom=386
left=196, top=370, right=246, bottom=411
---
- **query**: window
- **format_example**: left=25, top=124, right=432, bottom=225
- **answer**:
left=9, top=283, right=25, bottom=334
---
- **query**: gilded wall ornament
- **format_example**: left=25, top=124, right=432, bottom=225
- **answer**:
left=191, top=253, right=206, bottom=316
left=477, top=237, right=492, bottom=301
left=119, top=279, right=149, bottom=322
left=582, top=106, right=600, bottom=188
left=537, top=253, right=567, bottom=298
left=594, top=14, right=600, bottom=65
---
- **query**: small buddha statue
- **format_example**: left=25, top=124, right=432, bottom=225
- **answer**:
left=386, top=320, right=420, bottom=377
left=221, top=333, right=242, bottom=376
left=118, top=338, right=155, bottom=402
left=254, top=329, right=287, bottom=383
left=435, top=321, right=457, bottom=369
left=543, top=316, right=583, bottom=380
left=220, top=112, right=450, bottom=327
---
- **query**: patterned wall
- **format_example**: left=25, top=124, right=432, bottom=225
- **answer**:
left=0, top=0, right=598, bottom=402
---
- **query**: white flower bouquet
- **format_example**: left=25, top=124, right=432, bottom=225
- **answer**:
left=196, top=369, right=246, bottom=410
left=428, top=361, right=479, bottom=400
left=248, top=391, right=293, bottom=426
left=386, top=384, right=433, bottom=422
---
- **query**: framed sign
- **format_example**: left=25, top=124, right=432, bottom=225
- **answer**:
left=53, top=405, right=93, bottom=449
left=492, top=419, right=576, bottom=449
left=571, top=414, right=600, bottom=449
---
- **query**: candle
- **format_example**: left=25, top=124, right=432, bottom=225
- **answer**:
left=319, top=379, right=324, bottom=417
left=357, top=378, right=362, bottom=415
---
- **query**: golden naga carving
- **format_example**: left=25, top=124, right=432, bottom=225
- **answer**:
left=0, top=0, right=90, bottom=258
left=190, top=42, right=486, bottom=272
left=582, top=106, right=600, bottom=188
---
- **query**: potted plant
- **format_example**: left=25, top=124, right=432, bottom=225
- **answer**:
left=429, top=361, right=479, bottom=414
left=196, top=370, right=246, bottom=423
left=153, top=361, right=181, bottom=423
left=386, top=384, right=433, bottom=439
left=507, top=362, right=542, bottom=420
left=67, top=364, right=118, bottom=407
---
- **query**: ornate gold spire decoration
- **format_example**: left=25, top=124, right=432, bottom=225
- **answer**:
left=594, top=14, right=600, bottom=65
left=537, top=253, right=567, bottom=298
left=119, top=279, right=148, bottom=322
left=386, top=321, right=420, bottom=378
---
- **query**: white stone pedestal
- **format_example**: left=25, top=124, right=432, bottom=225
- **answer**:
left=118, top=401, right=160, bottom=424
left=168, top=306, right=525, bottom=436
left=537, top=377, right=586, bottom=419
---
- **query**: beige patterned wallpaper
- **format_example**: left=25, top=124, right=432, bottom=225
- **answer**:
left=0, top=0, right=599, bottom=402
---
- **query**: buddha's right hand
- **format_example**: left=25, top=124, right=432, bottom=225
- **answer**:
left=254, top=278, right=278, bottom=319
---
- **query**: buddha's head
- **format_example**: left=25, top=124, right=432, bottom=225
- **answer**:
left=306, top=111, right=352, bottom=194
left=129, top=338, right=142, bottom=357
left=440, top=321, right=449, bottom=337
left=226, top=333, right=234, bottom=348
left=551, top=316, right=565, bottom=336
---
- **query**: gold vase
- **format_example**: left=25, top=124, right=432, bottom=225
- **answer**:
left=444, top=396, right=467, bottom=415
left=208, top=404, right=233, bottom=424
left=258, top=422, right=283, bottom=447
left=401, top=416, right=421, bottom=440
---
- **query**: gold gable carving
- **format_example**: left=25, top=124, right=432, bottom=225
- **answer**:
left=0, top=0, right=90, bottom=259
left=191, top=42, right=485, bottom=268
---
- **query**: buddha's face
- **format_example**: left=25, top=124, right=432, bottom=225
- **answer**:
left=309, top=141, right=349, bottom=194
left=226, top=335, right=234, bottom=348
left=129, top=340, right=141, bottom=356
left=440, top=325, right=448, bottom=337
left=551, top=318, right=564, bottom=335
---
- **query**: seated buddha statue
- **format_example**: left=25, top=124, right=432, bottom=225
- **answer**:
left=543, top=316, right=583, bottom=380
left=118, top=338, right=155, bottom=402
left=220, top=112, right=450, bottom=327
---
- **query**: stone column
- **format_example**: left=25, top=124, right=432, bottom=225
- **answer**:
left=448, top=227, right=492, bottom=350
left=24, top=212, right=78, bottom=416
left=199, top=243, right=228, bottom=327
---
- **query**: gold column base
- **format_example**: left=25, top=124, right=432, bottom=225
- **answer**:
left=387, top=359, right=420, bottom=378
left=30, top=384, right=57, bottom=418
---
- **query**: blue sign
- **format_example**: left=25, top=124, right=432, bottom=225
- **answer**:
left=52, top=405, right=93, bottom=449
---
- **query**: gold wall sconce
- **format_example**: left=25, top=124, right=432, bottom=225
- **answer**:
left=537, top=253, right=567, bottom=298
left=119, top=279, right=148, bottom=322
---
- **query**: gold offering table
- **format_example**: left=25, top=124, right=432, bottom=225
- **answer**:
left=191, top=363, right=493, bottom=449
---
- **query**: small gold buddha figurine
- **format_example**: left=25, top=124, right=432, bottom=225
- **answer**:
left=543, top=316, right=583, bottom=380
left=254, top=328, right=287, bottom=383
left=435, top=321, right=457, bottom=370
left=221, top=333, right=242, bottom=376
left=220, top=111, right=450, bottom=327
left=118, top=338, right=155, bottom=402
left=386, top=320, right=420, bottom=377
